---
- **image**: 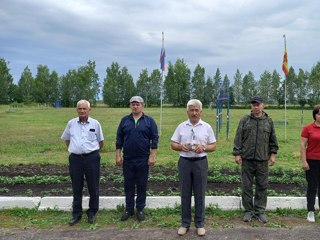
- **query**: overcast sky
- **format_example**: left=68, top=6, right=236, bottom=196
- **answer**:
left=1, top=0, right=319, bottom=85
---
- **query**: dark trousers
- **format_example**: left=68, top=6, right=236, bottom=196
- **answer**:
left=306, top=160, right=320, bottom=211
left=69, top=151, right=100, bottom=218
left=123, top=160, right=149, bottom=213
left=178, top=157, right=208, bottom=228
left=241, top=159, right=269, bottom=214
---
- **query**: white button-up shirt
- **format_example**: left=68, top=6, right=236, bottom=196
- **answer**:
left=171, top=119, right=216, bottom=158
left=61, top=117, right=104, bottom=155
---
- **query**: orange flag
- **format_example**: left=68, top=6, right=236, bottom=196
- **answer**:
left=282, top=47, right=289, bottom=76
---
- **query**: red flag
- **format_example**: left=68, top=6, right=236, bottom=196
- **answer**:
left=282, top=48, right=289, bottom=76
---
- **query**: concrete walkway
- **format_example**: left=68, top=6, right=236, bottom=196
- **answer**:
left=0, top=196, right=317, bottom=210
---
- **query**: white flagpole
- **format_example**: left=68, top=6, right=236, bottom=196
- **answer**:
left=160, top=32, right=164, bottom=136
left=283, top=34, right=287, bottom=140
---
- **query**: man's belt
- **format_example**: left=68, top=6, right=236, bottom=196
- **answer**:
left=71, top=150, right=99, bottom=157
left=181, top=156, right=206, bottom=161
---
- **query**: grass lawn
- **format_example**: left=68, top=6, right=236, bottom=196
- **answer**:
left=0, top=206, right=313, bottom=229
left=0, top=104, right=310, bottom=170
left=0, top=105, right=314, bottom=230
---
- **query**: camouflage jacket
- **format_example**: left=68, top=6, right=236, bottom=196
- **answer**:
left=232, top=112, right=279, bottom=161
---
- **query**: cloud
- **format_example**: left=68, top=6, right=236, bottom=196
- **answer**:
left=0, top=0, right=319, bottom=84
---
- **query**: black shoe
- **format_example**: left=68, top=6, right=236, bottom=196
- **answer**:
left=69, top=216, right=81, bottom=226
left=88, top=215, right=96, bottom=224
left=121, top=211, right=134, bottom=221
left=137, top=211, right=145, bottom=221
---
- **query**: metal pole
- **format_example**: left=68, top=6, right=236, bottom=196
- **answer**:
left=283, top=34, right=287, bottom=140
left=160, top=70, right=163, bottom=136
left=216, top=104, right=219, bottom=140
left=226, top=96, right=230, bottom=140
left=159, top=32, right=164, bottom=136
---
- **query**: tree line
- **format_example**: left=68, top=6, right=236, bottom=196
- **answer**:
left=1, top=57, right=320, bottom=107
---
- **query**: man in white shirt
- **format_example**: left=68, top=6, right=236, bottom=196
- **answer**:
left=61, top=99, right=104, bottom=226
left=171, top=99, right=216, bottom=236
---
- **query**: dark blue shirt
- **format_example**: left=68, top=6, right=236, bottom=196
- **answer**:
left=116, top=113, right=159, bottom=160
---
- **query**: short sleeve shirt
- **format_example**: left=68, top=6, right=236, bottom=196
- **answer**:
left=301, top=123, right=320, bottom=160
left=171, top=119, right=216, bottom=158
left=61, top=117, right=104, bottom=154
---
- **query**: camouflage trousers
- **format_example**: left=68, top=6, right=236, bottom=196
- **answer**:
left=241, top=159, right=269, bottom=214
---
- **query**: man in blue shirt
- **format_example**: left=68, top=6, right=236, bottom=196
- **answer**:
left=116, top=96, right=159, bottom=221
left=61, top=99, right=104, bottom=226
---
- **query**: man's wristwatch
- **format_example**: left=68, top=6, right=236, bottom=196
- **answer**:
left=202, top=145, right=206, bottom=152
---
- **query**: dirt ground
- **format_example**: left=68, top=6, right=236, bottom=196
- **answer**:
left=1, top=225, right=320, bottom=240
left=0, top=164, right=305, bottom=197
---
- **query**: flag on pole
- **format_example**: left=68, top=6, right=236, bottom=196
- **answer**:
left=159, top=32, right=165, bottom=136
left=282, top=46, right=289, bottom=76
left=283, top=34, right=288, bottom=141
left=160, top=47, right=166, bottom=72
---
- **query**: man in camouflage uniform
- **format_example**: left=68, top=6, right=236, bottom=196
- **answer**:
left=232, top=96, right=278, bottom=223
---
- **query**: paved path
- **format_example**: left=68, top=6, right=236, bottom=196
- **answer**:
left=1, top=225, right=320, bottom=240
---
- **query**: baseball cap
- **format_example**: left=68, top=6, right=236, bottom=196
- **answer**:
left=129, top=96, right=144, bottom=103
left=251, top=96, right=263, bottom=104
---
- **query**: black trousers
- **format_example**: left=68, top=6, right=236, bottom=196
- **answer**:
left=69, top=151, right=100, bottom=217
left=306, top=160, right=320, bottom=211
left=123, top=159, right=149, bottom=213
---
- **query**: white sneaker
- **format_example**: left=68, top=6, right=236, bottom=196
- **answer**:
left=307, top=211, right=315, bottom=222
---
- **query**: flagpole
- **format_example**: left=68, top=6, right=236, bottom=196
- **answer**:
left=160, top=32, right=164, bottom=136
left=283, top=34, right=287, bottom=140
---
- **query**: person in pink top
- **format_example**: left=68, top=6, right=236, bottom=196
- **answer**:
left=300, top=104, right=320, bottom=222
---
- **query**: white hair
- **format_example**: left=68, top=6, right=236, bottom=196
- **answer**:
left=77, top=99, right=90, bottom=109
left=187, top=99, right=202, bottom=111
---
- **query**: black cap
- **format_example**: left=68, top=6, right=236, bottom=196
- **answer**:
left=251, top=96, right=263, bottom=104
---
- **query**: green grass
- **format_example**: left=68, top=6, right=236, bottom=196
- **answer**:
left=0, top=206, right=315, bottom=230
left=0, top=105, right=310, bottom=169
left=0, top=206, right=313, bottom=229
left=0, top=105, right=313, bottom=229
